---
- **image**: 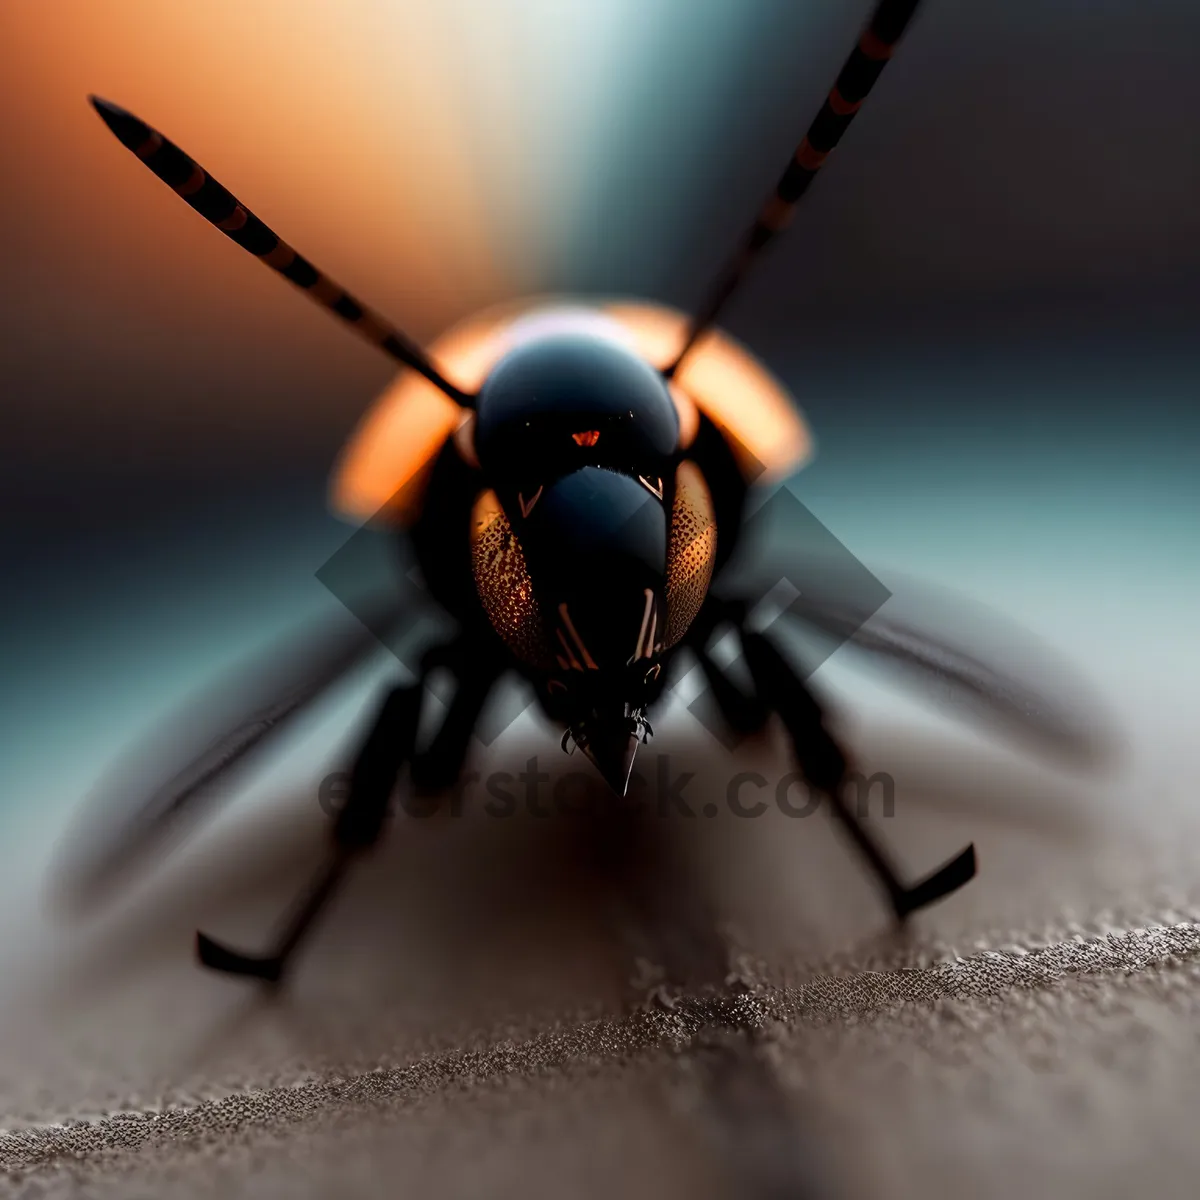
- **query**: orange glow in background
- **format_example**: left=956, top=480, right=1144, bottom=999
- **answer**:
left=0, top=2, right=627, bottom=464
left=3, top=2, right=510, bottom=322
left=1, top=1, right=813, bottom=494
left=330, top=299, right=812, bottom=524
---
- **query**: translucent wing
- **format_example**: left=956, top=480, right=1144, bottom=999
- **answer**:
left=791, top=579, right=1113, bottom=768
left=718, top=539, right=1116, bottom=769
left=51, top=589, right=427, bottom=912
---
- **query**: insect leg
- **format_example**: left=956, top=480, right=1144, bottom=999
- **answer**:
left=411, top=641, right=505, bottom=794
left=689, top=645, right=770, bottom=737
left=738, top=628, right=976, bottom=921
left=195, top=682, right=423, bottom=983
left=678, top=600, right=769, bottom=736
left=195, top=636, right=508, bottom=983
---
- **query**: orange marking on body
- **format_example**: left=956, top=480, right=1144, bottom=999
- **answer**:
left=310, top=276, right=342, bottom=305
left=572, top=430, right=600, bottom=447
left=261, top=242, right=296, bottom=270
left=559, top=605, right=599, bottom=670
left=176, top=165, right=205, bottom=196
left=859, top=28, right=895, bottom=60
left=134, top=132, right=162, bottom=160
left=758, top=193, right=796, bottom=232
left=828, top=87, right=863, bottom=116
left=355, top=313, right=389, bottom=343
left=556, top=629, right=584, bottom=672
left=518, top=485, right=543, bottom=517
left=217, top=206, right=248, bottom=232
left=795, top=139, right=828, bottom=171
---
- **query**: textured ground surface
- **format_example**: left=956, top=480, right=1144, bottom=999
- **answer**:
left=2, top=684, right=1199, bottom=1200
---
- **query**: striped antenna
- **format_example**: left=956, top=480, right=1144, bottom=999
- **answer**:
left=89, top=97, right=474, bottom=408
left=664, top=0, right=923, bottom=379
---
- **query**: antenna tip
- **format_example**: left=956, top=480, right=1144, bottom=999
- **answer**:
left=88, top=94, right=119, bottom=118
left=88, top=95, right=148, bottom=149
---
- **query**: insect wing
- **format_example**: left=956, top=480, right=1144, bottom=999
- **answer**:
left=52, top=590, right=417, bottom=911
left=726, top=546, right=1115, bottom=769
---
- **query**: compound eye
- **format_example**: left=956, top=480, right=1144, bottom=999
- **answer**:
left=470, top=490, right=557, bottom=669
left=663, top=461, right=717, bottom=648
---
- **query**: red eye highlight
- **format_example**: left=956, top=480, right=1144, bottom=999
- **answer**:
left=572, top=429, right=601, bottom=447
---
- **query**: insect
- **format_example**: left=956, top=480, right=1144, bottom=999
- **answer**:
left=64, top=0, right=1108, bottom=985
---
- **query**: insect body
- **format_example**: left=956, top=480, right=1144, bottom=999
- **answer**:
left=68, top=0, right=1108, bottom=984
left=401, top=316, right=744, bottom=793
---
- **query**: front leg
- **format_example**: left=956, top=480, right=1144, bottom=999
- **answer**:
left=196, top=637, right=504, bottom=984
left=195, top=681, right=422, bottom=983
left=737, top=624, right=976, bottom=921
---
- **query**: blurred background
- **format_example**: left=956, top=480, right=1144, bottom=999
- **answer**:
left=1, top=0, right=1199, bottom=1194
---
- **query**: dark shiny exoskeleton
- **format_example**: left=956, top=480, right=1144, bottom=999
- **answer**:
left=408, top=330, right=749, bottom=795
left=66, top=0, right=1113, bottom=985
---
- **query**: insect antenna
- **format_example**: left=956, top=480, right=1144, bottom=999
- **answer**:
left=664, top=0, right=923, bottom=378
left=88, top=96, right=475, bottom=408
